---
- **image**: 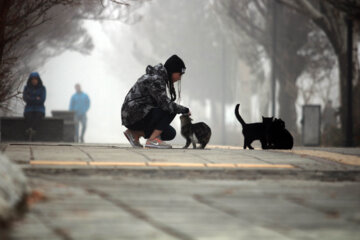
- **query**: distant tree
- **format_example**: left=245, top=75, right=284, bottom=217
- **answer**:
left=214, top=0, right=332, bottom=136
left=277, top=0, right=360, bottom=145
left=0, top=0, right=145, bottom=112
left=297, top=29, right=338, bottom=105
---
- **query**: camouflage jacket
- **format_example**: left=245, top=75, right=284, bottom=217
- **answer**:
left=121, top=63, right=188, bottom=126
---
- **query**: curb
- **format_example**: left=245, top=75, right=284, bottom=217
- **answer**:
left=24, top=168, right=360, bottom=182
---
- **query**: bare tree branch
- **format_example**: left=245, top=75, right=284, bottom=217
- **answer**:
left=0, top=0, right=146, bottom=113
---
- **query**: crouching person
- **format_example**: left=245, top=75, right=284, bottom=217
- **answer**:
left=121, top=55, right=190, bottom=149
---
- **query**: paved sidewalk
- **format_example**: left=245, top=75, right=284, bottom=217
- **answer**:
left=0, top=153, right=28, bottom=236
left=2, top=143, right=360, bottom=172
left=1, top=143, right=360, bottom=240
left=10, top=176, right=360, bottom=240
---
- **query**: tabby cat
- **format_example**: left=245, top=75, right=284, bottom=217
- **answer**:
left=180, top=114, right=211, bottom=149
left=235, top=104, right=273, bottom=149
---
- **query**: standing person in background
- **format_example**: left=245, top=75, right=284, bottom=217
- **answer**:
left=70, top=84, right=90, bottom=143
left=23, top=72, right=46, bottom=141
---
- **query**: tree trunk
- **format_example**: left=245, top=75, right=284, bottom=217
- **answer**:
left=277, top=72, right=298, bottom=137
left=353, top=80, right=360, bottom=145
left=337, top=52, right=348, bottom=143
left=351, top=20, right=360, bottom=146
left=335, top=20, right=360, bottom=146
left=274, top=47, right=306, bottom=139
left=337, top=53, right=360, bottom=146
left=0, top=0, right=12, bottom=63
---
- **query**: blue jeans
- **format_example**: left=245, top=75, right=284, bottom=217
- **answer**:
left=75, top=114, right=87, bottom=142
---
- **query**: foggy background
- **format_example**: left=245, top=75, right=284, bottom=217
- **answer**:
left=5, top=0, right=354, bottom=146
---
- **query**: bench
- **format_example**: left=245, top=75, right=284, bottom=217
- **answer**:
left=0, top=117, right=63, bottom=142
left=51, top=111, right=76, bottom=142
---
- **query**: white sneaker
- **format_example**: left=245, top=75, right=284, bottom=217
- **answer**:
left=124, top=130, right=143, bottom=148
left=145, top=138, right=172, bottom=149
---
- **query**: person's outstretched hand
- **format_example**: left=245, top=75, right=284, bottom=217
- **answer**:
left=182, top=107, right=190, bottom=115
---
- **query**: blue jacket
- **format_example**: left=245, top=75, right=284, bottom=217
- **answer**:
left=23, top=72, right=46, bottom=114
left=69, top=92, right=90, bottom=116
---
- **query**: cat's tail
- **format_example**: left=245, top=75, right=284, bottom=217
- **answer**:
left=235, top=104, right=246, bottom=127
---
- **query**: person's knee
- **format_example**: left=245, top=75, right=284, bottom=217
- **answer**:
left=161, top=126, right=176, bottom=141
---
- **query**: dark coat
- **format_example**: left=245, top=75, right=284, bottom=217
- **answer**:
left=121, top=64, right=188, bottom=126
left=23, top=72, right=46, bottom=114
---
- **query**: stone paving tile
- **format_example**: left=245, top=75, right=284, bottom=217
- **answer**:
left=191, top=150, right=268, bottom=164
left=296, top=147, right=360, bottom=157
left=31, top=145, right=89, bottom=162
left=3, top=145, right=30, bottom=163
left=10, top=213, right=62, bottom=240
left=136, top=148, right=208, bottom=163
left=77, top=146, right=146, bottom=162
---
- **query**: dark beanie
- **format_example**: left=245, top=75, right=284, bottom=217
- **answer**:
left=164, top=55, right=186, bottom=75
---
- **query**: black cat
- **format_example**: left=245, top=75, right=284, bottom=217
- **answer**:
left=268, top=118, right=293, bottom=149
left=235, top=104, right=273, bottom=149
left=180, top=114, right=211, bottom=149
